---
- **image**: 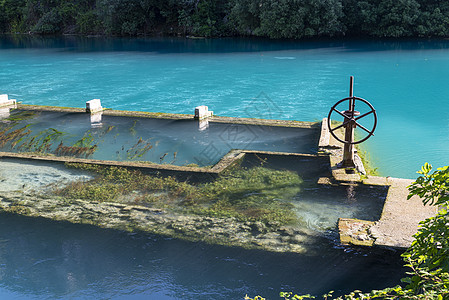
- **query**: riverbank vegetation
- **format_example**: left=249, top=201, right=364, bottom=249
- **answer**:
left=53, top=163, right=302, bottom=225
left=1, top=0, right=449, bottom=39
left=247, top=163, right=449, bottom=299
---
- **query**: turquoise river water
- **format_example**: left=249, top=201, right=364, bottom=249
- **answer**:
left=0, top=35, right=445, bottom=299
left=1, top=36, right=449, bottom=178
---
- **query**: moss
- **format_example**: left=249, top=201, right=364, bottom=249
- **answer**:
left=6, top=110, right=39, bottom=122
left=184, top=163, right=200, bottom=168
left=189, top=166, right=301, bottom=224
left=55, top=163, right=303, bottom=225
left=4, top=205, right=31, bottom=215
left=355, top=145, right=379, bottom=176
left=58, top=163, right=197, bottom=202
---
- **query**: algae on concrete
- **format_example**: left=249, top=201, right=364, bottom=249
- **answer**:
left=52, top=163, right=302, bottom=225
left=0, top=161, right=318, bottom=254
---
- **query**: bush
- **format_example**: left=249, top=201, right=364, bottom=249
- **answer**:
left=32, top=8, right=62, bottom=34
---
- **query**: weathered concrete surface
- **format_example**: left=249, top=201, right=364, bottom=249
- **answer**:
left=318, top=119, right=438, bottom=249
left=0, top=191, right=320, bottom=254
left=336, top=176, right=437, bottom=249
left=369, top=177, right=438, bottom=248
left=338, top=218, right=375, bottom=247
left=18, top=104, right=318, bottom=128
left=0, top=148, right=247, bottom=182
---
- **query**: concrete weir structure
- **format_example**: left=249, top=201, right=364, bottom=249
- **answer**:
left=318, top=118, right=437, bottom=249
left=0, top=102, right=437, bottom=251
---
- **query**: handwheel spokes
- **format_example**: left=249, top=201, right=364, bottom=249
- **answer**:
left=330, top=118, right=352, bottom=132
left=331, top=107, right=349, bottom=119
left=354, top=121, right=374, bottom=136
left=355, top=109, right=375, bottom=121
left=327, top=96, right=377, bottom=145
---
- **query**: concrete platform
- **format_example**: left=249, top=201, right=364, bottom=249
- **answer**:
left=369, top=177, right=437, bottom=248
left=337, top=177, right=437, bottom=249
left=318, top=118, right=438, bottom=249
left=0, top=107, right=437, bottom=250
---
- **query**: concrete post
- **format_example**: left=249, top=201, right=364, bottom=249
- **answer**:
left=0, top=94, right=17, bottom=108
left=86, top=99, right=103, bottom=114
left=194, top=105, right=213, bottom=120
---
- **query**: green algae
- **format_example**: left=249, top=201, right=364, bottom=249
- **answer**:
left=52, top=163, right=303, bottom=225
left=6, top=110, right=39, bottom=122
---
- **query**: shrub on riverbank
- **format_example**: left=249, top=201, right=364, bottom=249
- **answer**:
left=1, top=0, right=449, bottom=39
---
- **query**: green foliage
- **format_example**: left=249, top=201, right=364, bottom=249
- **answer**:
left=407, top=163, right=449, bottom=206
left=0, top=0, right=26, bottom=33
left=32, top=8, right=62, bottom=34
left=230, top=0, right=344, bottom=39
left=402, top=163, right=449, bottom=297
left=2, top=0, right=449, bottom=38
left=248, top=163, right=449, bottom=299
left=77, top=10, right=103, bottom=34
left=374, top=0, right=420, bottom=37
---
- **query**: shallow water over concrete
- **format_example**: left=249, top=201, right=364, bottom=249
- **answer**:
left=0, top=155, right=402, bottom=299
left=0, top=158, right=92, bottom=193
left=242, top=154, right=387, bottom=232
left=0, top=109, right=318, bottom=166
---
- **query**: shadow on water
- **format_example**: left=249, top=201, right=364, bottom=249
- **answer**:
left=0, top=213, right=406, bottom=300
left=3, top=34, right=449, bottom=54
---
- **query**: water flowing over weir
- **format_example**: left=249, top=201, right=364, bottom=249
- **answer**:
left=0, top=109, right=319, bottom=166
left=1, top=35, right=444, bottom=298
left=0, top=102, right=407, bottom=298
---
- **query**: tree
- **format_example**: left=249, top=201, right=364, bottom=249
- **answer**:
left=0, top=0, right=26, bottom=33
left=374, top=0, right=420, bottom=37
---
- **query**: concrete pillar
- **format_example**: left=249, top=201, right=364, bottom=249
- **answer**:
left=0, top=94, right=17, bottom=108
left=194, top=105, right=213, bottom=120
left=0, top=107, right=10, bottom=119
left=86, top=99, right=103, bottom=114
left=198, top=119, right=209, bottom=131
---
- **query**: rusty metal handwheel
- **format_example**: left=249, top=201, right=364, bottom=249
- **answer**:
left=327, top=96, right=377, bottom=145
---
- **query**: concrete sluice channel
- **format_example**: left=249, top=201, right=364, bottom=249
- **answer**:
left=0, top=104, right=430, bottom=253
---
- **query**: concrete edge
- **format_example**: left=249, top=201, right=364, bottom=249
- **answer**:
left=16, top=104, right=318, bottom=128
left=338, top=218, right=375, bottom=247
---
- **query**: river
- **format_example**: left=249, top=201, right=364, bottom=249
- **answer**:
left=0, top=35, right=444, bottom=299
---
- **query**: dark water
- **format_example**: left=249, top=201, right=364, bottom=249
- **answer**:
left=0, top=214, right=405, bottom=300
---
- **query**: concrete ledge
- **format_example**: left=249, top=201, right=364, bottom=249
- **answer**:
left=17, top=104, right=318, bottom=128
left=0, top=151, right=221, bottom=182
left=0, top=149, right=325, bottom=183
left=338, top=218, right=375, bottom=247
left=318, top=118, right=330, bottom=148
left=338, top=177, right=438, bottom=249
